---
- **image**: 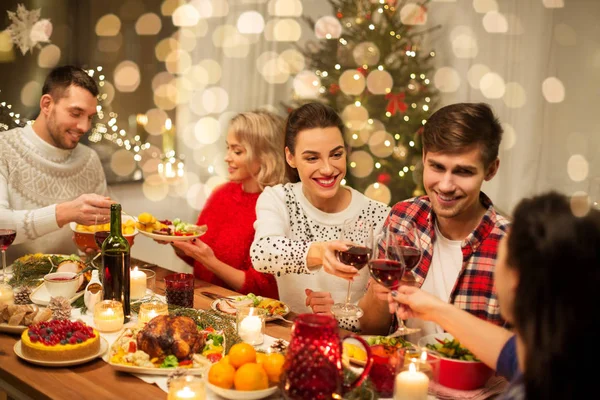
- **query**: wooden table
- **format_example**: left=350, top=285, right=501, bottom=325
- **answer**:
left=0, top=266, right=294, bottom=400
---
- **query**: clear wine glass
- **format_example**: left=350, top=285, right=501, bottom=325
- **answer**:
left=330, top=219, right=373, bottom=319
left=369, top=223, right=423, bottom=337
left=0, top=226, right=17, bottom=284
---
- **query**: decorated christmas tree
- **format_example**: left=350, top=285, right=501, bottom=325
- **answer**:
left=290, top=0, right=440, bottom=205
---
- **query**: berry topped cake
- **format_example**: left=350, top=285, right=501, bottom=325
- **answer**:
left=21, top=320, right=100, bottom=361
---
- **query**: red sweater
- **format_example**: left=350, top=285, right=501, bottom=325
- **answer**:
left=190, top=182, right=278, bottom=299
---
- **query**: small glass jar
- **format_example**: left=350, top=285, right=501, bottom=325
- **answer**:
left=0, top=282, right=14, bottom=305
left=167, top=375, right=206, bottom=400
left=164, top=273, right=194, bottom=308
left=93, top=300, right=124, bottom=332
left=138, top=300, right=169, bottom=323
left=138, top=268, right=156, bottom=294
left=236, top=307, right=266, bottom=345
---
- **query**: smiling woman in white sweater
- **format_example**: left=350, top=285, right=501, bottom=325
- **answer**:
left=250, top=103, right=389, bottom=331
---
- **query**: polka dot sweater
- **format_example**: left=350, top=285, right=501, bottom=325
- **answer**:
left=251, top=182, right=390, bottom=331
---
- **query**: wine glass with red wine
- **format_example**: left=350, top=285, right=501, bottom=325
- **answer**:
left=330, top=219, right=373, bottom=319
left=0, top=227, right=17, bottom=283
left=369, top=223, right=423, bottom=336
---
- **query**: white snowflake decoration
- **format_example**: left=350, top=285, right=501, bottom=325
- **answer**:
left=6, top=4, right=52, bottom=55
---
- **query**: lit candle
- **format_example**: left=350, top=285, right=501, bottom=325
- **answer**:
left=167, top=376, right=206, bottom=400
left=94, top=300, right=124, bottom=332
left=130, top=267, right=147, bottom=300
left=238, top=315, right=263, bottom=344
left=0, top=283, right=14, bottom=305
left=138, top=301, right=168, bottom=323
left=394, top=362, right=430, bottom=400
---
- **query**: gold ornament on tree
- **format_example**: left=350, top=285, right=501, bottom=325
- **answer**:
left=49, top=296, right=72, bottom=320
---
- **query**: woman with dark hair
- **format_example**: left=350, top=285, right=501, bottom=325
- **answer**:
left=250, top=102, right=390, bottom=331
left=390, top=192, right=600, bottom=399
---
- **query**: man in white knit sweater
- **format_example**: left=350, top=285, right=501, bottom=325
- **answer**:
left=0, top=65, right=112, bottom=263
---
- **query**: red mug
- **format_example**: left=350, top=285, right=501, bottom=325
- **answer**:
left=281, top=314, right=373, bottom=400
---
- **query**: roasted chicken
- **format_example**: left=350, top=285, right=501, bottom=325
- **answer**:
left=136, top=315, right=203, bottom=360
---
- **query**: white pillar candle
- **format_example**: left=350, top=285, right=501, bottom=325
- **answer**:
left=394, top=362, right=430, bottom=400
left=130, top=267, right=147, bottom=299
left=0, top=283, right=14, bottom=305
left=238, top=315, right=263, bottom=344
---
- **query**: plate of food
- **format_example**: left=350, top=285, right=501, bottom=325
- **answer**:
left=14, top=319, right=108, bottom=367
left=108, top=314, right=225, bottom=375
left=0, top=304, right=53, bottom=334
left=136, top=213, right=207, bottom=242
left=211, top=293, right=290, bottom=322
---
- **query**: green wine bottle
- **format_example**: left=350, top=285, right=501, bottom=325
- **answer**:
left=101, top=204, right=131, bottom=322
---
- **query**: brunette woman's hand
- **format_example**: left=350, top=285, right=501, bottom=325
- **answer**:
left=305, top=288, right=334, bottom=315
left=321, top=240, right=358, bottom=280
left=171, top=238, right=215, bottom=265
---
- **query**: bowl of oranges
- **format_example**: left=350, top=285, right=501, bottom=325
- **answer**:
left=205, top=343, right=284, bottom=400
left=70, top=215, right=138, bottom=252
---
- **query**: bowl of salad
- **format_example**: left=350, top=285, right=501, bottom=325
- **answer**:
left=418, top=333, right=494, bottom=391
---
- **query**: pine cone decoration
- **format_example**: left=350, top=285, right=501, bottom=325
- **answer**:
left=49, top=296, right=72, bottom=320
left=14, top=286, right=32, bottom=305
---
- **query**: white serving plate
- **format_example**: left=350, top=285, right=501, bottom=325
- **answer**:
left=205, top=376, right=279, bottom=400
left=14, top=337, right=108, bottom=367
left=210, top=297, right=290, bottom=322
left=137, top=224, right=207, bottom=242
left=30, top=283, right=84, bottom=306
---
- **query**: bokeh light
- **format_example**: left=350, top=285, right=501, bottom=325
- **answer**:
left=366, top=70, right=393, bottom=94
left=479, top=72, right=506, bottom=99
left=400, top=4, right=427, bottom=25
left=268, top=0, right=303, bottom=17
left=165, top=49, right=192, bottom=75
left=500, top=123, right=516, bottom=150
left=95, top=14, right=121, bottom=37
left=502, top=82, right=526, bottom=108
left=353, top=42, right=380, bottom=66
left=434, top=67, right=460, bottom=92
left=368, top=131, right=395, bottom=158
left=482, top=11, right=508, bottom=33
left=172, top=4, right=199, bottom=27
left=314, top=16, right=342, bottom=39
left=135, top=13, right=161, bottom=35
left=198, top=59, right=222, bottom=84
left=349, top=151, right=374, bottom=178
left=342, top=104, right=369, bottom=131
left=542, top=77, right=565, bottom=103
left=20, top=81, right=41, bottom=107
left=202, top=86, right=229, bottom=114
left=237, top=11, right=265, bottom=34
left=110, top=149, right=137, bottom=177
left=194, top=117, right=221, bottom=144
left=142, top=174, right=169, bottom=202
left=467, top=63, right=490, bottom=89
left=452, top=34, right=478, bottom=58
left=472, top=0, right=498, bottom=13
left=365, top=183, right=391, bottom=205
left=145, top=108, right=169, bottom=136
left=567, top=154, right=589, bottom=182
left=543, top=0, right=564, bottom=8
left=37, top=44, right=61, bottom=68
left=114, top=61, right=141, bottom=92
left=279, top=49, right=305, bottom=74
left=155, top=37, right=179, bottom=61
left=293, top=70, right=321, bottom=98
left=339, top=70, right=366, bottom=95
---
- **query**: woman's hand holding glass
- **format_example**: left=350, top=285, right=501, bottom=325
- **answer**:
left=388, top=285, right=445, bottom=322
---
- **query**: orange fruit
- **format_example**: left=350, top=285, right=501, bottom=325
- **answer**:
left=263, top=352, right=285, bottom=383
left=255, top=352, right=267, bottom=365
left=208, top=361, right=235, bottom=389
left=228, top=343, right=256, bottom=369
left=220, top=355, right=230, bottom=365
left=233, top=363, right=269, bottom=391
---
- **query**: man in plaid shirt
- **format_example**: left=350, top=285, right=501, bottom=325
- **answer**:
left=358, top=103, right=510, bottom=335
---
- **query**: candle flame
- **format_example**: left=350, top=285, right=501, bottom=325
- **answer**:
left=421, top=350, right=428, bottom=362
left=409, top=362, right=417, bottom=373
left=105, top=308, right=115, bottom=316
left=133, top=266, right=139, bottom=273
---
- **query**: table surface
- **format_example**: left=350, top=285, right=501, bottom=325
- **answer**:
left=0, top=264, right=295, bottom=400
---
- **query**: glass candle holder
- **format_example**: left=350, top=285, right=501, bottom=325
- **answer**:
left=236, top=307, right=266, bottom=345
left=94, top=300, right=124, bottom=332
left=394, top=347, right=440, bottom=400
left=138, top=301, right=169, bottom=323
left=0, top=282, right=14, bottom=305
left=167, top=375, right=206, bottom=400
left=138, top=268, right=156, bottom=294
left=164, top=273, right=195, bottom=308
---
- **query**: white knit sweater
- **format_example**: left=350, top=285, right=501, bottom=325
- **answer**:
left=251, top=182, right=390, bottom=331
left=0, top=125, right=107, bottom=263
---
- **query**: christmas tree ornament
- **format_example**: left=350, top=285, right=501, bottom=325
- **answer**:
left=49, top=296, right=72, bottom=321
left=385, top=92, right=409, bottom=115
left=407, top=79, right=421, bottom=95
left=13, top=286, right=32, bottom=305
left=5, top=4, right=52, bottom=55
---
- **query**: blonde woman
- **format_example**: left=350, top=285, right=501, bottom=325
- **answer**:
left=172, top=111, right=286, bottom=298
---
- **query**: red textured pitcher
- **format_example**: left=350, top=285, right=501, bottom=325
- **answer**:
left=281, top=314, right=373, bottom=400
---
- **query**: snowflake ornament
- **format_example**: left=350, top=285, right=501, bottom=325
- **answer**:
left=6, top=4, right=52, bottom=55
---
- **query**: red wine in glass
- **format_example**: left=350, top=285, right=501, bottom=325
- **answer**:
left=0, top=229, right=16, bottom=251
left=94, top=231, right=110, bottom=248
left=336, top=246, right=371, bottom=269
left=369, top=259, right=405, bottom=290
left=399, top=246, right=421, bottom=271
